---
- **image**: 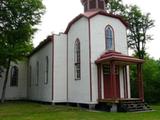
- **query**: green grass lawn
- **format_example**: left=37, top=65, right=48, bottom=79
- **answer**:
left=0, top=101, right=160, bottom=120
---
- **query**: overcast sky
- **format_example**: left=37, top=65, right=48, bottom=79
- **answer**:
left=33, top=0, right=160, bottom=59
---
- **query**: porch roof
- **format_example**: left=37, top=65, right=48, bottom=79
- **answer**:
left=95, top=51, right=144, bottom=64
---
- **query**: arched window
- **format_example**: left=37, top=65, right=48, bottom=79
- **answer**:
left=89, top=0, right=96, bottom=9
left=105, top=25, right=114, bottom=50
left=10, top=66, right=18, bottom=87
left=0, top=67, right=3, bottom=79
left=29, top=65, right=32, bottom=87
left=74, top=39, right=81, bottom=80
left=45, top=56, right=49, bottom=84
left=84, top=1, right=87, bottom=11
left=36, top=61, right=39, bottom=86
left=98, top=0, right=105, bottom=9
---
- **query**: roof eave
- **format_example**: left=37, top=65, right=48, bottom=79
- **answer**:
left=95, top=56, right=144, bottom=64
left=28, top=35, right=53, bottom=58
left=64, top=11, right=128, bottom=34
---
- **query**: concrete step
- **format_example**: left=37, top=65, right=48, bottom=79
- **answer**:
left=118, top=100, right=152, bottom=112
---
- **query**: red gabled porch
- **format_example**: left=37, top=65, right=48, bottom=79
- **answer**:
left=95, top=50, right=144, bottom=102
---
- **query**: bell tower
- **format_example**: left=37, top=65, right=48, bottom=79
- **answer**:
left=81, top=0, right=106, bottom=12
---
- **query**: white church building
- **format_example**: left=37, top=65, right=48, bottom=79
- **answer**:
left=0, top=0, right=146, bottom=111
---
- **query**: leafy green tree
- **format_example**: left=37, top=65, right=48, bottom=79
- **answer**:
left=0, top=0, right=45, bottom=103
left=143, top=57, right=160, bottom=103
left=130, top=56, right=160, bottom=103
left=105, top=0, right=126, bottom=15
left=105, top=0, right=154, bottom=59
left=127, top=6, right=154, bottom=59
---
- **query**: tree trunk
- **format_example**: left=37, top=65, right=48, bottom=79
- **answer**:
left=1, top=60, right=10, bottom=103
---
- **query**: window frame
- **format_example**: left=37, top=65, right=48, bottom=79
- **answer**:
left=84, top=1, right=87, bottom=11
left=45, top=56, right=49, bottom=84
left=29, top=65, right=32, bottom=87
left=10, top=66, right=18, bottom=87
left=36, top=61, right=39, bottom=86
left=98, top=0, right=105, bottom=9
left=74, top=39, right=81, bottom=80
left=89, top=0, right=96, bottom=9
left=105, top=25, right=115, bottom=50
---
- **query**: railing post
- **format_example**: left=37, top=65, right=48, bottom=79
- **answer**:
left=110, top=61, right=117, bottom=99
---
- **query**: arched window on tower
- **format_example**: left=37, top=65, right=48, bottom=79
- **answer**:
left=105, top=25, right=114, bottom=50
left=98, top=0, right=105, bottom=9
left=89, top=0, right=96, bottom=9
left=10, top=66, right=18, bottom=87
left=84, top=1, right=87, bottom=11
left=74, top=39, right=81, bottom=80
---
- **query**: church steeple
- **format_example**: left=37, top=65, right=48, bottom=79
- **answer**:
left=81, top=0, right=106, bottom=12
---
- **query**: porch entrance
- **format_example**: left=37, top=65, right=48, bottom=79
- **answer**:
left=103, top=65, right=120, bottom=99
left=96, top=51, right=144, bottom=101
left=96, top=51, right=147, bottom=112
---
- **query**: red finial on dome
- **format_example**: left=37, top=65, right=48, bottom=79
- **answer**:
left=81, top=0, right=106, bottom=12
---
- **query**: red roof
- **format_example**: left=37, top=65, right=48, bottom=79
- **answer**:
left=95, top=50, right=144, bottom=64
left=65, top=10, right=128, bottom=34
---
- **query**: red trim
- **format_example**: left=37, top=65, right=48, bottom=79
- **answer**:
left=51, top=35, right=54, bottom=101
left=97, top=64, right=102, bottom=99
left=65, top=10, right=128, bottom=34
left=111, top=61, right=117, bottom=98
left=99, top=64, right=102, bottom=99
left=95, top=51, right=144, bottom=64
left=116, top=66, right=120, bottom=98
left=65, top=14, right=84, bottom=34
left=66, top=35, right=69, bottom=101
left=110, top=62, right=113, bottom=98
left=88, top=19, right=92, bottom=102
left=88, top=11, right=128, bottom=27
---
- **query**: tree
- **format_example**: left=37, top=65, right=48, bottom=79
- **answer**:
left=0, top=0, right=45, bottom=103
left=105, top=0, right=154, bottom=59
left=143, top=57, right=160, bottom=103
left=130, top=56, right=160, bottom=103
left=127, top=6, right=154, bottom=59
left=105, top=0, right=126, bottom=16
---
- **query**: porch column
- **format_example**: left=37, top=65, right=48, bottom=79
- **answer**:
left=110, top=61, right=117, bottom=98
left=137, top=64, right=144, bottom=101
left=97, top=64, right=102, bottom=99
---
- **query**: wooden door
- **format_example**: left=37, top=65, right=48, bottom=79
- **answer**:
left=103, top=65, right=120, bottom=99
left=103, top=65, right=111, bottom=98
